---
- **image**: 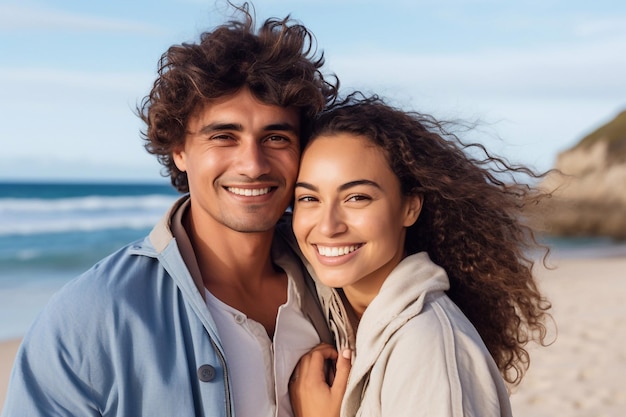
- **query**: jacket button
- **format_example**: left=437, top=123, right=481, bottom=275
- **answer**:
left=197, top=364, right=216, bottom=382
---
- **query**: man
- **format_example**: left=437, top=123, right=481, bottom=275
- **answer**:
left=2, top=6, right=338, bottom=417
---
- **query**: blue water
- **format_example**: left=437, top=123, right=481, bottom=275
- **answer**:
left=0, top=181, right=180, bottom=340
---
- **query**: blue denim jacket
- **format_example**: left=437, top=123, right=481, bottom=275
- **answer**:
left=2, top=197, right=330, bottom=417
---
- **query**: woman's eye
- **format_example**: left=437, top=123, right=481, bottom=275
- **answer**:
left=296, top=195, right=317, bottom=203
left=346, top=194, right=371, bottom=203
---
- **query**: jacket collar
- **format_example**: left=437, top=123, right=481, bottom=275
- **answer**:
left=148, top=194, right=188, bottom=254
left=318, top=252, right=450, bottom=367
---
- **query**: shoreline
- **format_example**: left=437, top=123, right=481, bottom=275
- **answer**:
left=2, top=255, right=625, bottom=415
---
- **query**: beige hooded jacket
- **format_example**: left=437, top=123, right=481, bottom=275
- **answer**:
left=313, top=251, right=513, bottom=417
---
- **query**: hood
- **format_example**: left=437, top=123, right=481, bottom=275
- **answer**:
left=352, top=252, right=450, bottom=373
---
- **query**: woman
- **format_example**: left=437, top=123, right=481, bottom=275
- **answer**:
left=289, top=94, right=552, bottom=417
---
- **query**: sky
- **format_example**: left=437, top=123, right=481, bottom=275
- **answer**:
left=1, top=0, right=625, bottom=183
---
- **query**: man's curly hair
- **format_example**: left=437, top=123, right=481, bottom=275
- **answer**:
left=138, top=4, right=338, bottom=192
left=308, top=93, right=553, bottom=386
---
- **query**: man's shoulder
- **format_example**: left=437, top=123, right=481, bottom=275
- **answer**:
left=22, top=237, right=171, bottom=345
left=45, top=237, right=160, bottom=308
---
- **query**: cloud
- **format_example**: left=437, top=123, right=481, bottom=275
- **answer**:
left=0, top=4, right=165, bottom=35
left=328, top=35, right=626, bottom=101
left=0, top=67, right=154, bottom=94
left=574, top=17, right=626, bottom=37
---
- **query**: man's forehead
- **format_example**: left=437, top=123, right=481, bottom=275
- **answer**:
left=190, top=97, right=300, bottom=128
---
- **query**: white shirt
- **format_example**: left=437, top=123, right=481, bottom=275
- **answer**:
left=205, top=276, right=319, bottom=417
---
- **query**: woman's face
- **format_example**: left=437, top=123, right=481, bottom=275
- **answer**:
left=293, top=133, right=421, bottom=307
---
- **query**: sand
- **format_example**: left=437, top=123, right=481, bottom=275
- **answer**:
left=509, top=256, right=626, bottom=417
left=0, top=339, right=20, bottom=411
left=1, top=256, right=625, bottom=415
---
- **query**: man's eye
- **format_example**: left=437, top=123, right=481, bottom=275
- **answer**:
left=265, top=135, right=292, bottom=146
left=210, top=134, right=234, bottom=141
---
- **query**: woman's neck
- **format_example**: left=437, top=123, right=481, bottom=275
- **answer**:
left=338, top=288, right=362, bottom=331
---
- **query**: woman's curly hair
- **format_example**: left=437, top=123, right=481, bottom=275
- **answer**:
left=138, top=4, right=338, bottom=192
left=309, top=93, right=553, bottom=386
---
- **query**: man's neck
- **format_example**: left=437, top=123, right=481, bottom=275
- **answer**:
left=183, top=209, right=276, bottom=288
left=181, top=203, right=289, bottom=337
left=192, top=222, right=286, bottom=337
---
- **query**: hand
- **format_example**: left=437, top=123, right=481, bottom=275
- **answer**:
left=289, top=343, right=352, bottom=417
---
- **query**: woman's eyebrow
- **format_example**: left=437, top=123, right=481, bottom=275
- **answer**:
left=338, top=179, right=381, bottom=192
left=295, top=179, right=381, bottom=192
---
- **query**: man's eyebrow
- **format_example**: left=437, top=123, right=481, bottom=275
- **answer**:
left=197, top=122, right=298, bottom=135
left=264, top=123, right=299, bottom=133
left=295, top=179, right=381, bottom=192
left=198, top=123, right=242, bottom=135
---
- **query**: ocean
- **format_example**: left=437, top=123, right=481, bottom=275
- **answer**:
left=1, top=181, right=625, bottom=341
left=0, top=181, right=180, bottom=340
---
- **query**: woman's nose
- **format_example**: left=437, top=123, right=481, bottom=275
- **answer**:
left=317, top=205, right=348, bottom=236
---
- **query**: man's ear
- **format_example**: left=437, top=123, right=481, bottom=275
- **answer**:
left=403, top=194, right=423, bottom=227
left=173, top=148, right=187, bottom=172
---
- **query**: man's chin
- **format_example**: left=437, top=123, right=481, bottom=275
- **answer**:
left=224, top=217, right=280, bottom=234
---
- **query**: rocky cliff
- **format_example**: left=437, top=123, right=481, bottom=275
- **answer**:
left=534, top=110, right=626, bottom=239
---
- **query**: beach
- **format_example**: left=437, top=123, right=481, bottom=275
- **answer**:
left=1, top=255, right=625, bottom=415
left=0, top=339, right=20, bottom=411
left=509, top=255, right=626, bottom=417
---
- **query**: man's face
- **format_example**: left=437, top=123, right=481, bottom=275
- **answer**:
left=174, top=88, right=300, bottom=234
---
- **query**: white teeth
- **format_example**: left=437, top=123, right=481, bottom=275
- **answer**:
left=228, top=187, right=271, bottom=196
left=316, top=245, right=358, bottom=257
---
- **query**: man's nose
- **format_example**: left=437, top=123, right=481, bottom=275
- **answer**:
left=235, top=141, right=271, bottom=178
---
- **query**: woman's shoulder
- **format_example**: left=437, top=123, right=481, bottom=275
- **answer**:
left=387, top=292, right=489, bottom=356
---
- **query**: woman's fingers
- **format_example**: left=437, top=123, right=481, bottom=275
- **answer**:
left=289, top=344, right=345, bottom=417
left=292, top=343, right=338, bottom=387
left=330, top=349, right=351, bottom=399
